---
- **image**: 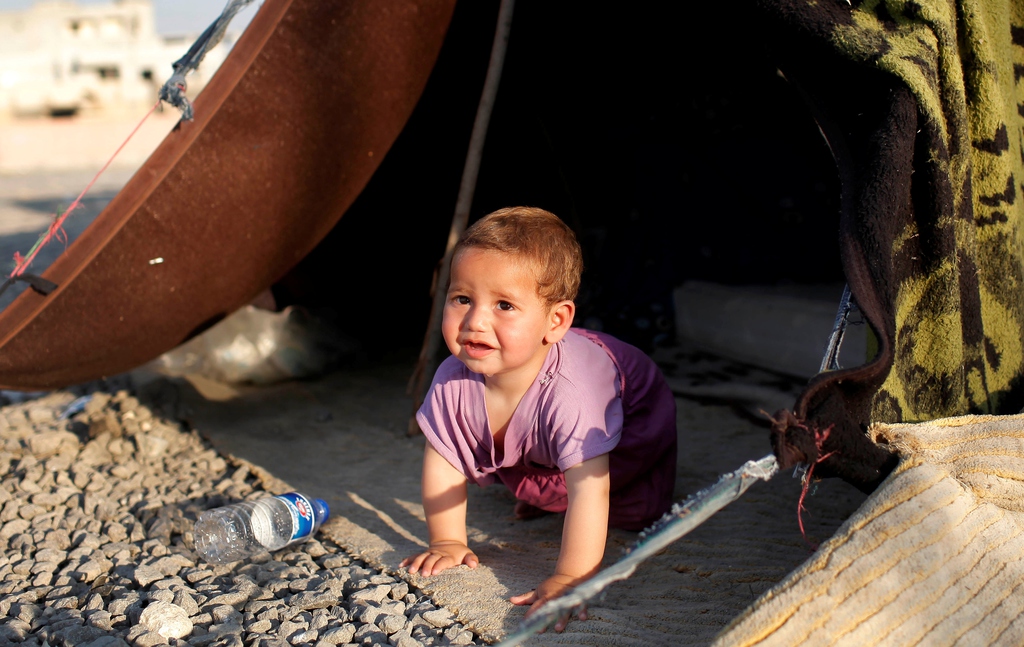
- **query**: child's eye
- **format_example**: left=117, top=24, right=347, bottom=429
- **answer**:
left=452, top=295, right=470, bottom=305
left=497, top=301, right=515, bottom=311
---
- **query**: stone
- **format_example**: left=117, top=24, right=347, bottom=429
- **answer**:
left=318, top=625, right=355, bottom=645
left=12, top=558, right=33, bottom=575
left=187, top=630, right=217, bottom=647
left=210, top=605, right=242, bottom=625
left=288, top=591, right=336, bottom=611
left=207, top=622, right=244, bottom=640
left=46, top=616, right=86, bottom=633
left=320, top=556, right=349, bottom=569
left=172, top=590, right=200, bottom=617
left=422, top=609, right=454, bottom=628
left=71, top=559, right=107, bottom=583
left=10, top=601, right=41, bottom=623
left=76, top=441, right=112, bottom=467
left=204, top=590, right=249, bottom=609
left=138, top=601, right=194, bottom=639
left=133, top=565, right=164, bottom=587
left=72, top=530, right=104, bottom=549
left=49, top=595, right=80, bottom=609
left=133, top=631, right=169, bottom=647
left=54, top=624, right=109, bottom=646
left=277, top=620, right=307, bottom=640
left=380, top=614, right=407, bottom=635
left=32, top=491, right=69, bottom=507
left=302, top=541, right=327, bottom=559
left=184, top=568, right=213, bottom=584
left=190, top=612, right=212, bottom=626
left=1, top=619, right=31, bottom=640
left=309, top=610, right=330, bottom=632
left=149, top=555, right=192, bottom=577
left=28, top=431, right=77, bottom=458
left=85, top=610, right=113, bottom=630
left=287, top=576, right=315, bottom=593
left=107, top=593, right=141, bottom=616
left=380, top=600, right=405, bottom=617
left=389, top=630, right=420, bottom=647
left=389, top=582, right=409, bottom=601
left=357, top=604, right=383, bottom=626
left=36, top=547, right=68, bottom=564
left=104, top=522, right=127, bottom=543
left=134, top=434, right=170, bottom=459
left=288, top=629, right=318, bottom=645
left=80, top=636, right=130, bottom=647
left=43, top=528, right=72, bottom=550
left=0, top=517, right=31, bottom=541
left=349, top=584, right=389, bottom=604
left=88, top=413, right=122, bottom=439
left=32, top=569, right=56, bottom=587
left=19, top=503, right=47, bottom=520
left=126, top=625, right=149, bottom=642
left=353, top=624, right=387, bottom=645
left=148, top=589, right=174, bottom=604
left=245, top=599, right=276, bottom=618
left=26, top=407, right=55, bottom=424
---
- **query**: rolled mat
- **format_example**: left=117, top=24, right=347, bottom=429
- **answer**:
left=715, top=413, right=1024, bottom=646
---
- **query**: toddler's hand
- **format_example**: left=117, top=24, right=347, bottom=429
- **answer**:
left=510, top=573, right=589, bottom=632
left=401, top=540, right=479, bottom=576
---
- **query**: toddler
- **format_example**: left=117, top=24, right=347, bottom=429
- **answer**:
left=402, top=207, right=677, bottom=624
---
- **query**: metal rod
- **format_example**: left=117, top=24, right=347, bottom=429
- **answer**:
left=494, top=454, right=779, bottom=646
left=819, top=283, right=853, bottom=373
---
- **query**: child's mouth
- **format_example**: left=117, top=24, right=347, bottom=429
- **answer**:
left=463, top=341, right=494, bottom=359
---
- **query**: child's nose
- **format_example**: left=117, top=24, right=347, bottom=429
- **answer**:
left=464, top=305, right=488, bottom=331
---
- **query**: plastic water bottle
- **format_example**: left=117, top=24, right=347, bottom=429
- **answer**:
left=193, top=492, right=330, bottom=564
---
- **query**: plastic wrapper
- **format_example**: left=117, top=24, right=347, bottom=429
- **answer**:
left=150, top=305, right=358, bottom=385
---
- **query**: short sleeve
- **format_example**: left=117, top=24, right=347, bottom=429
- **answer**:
left=415, top=356, right=497, bottom=486
left=536, top=333, right=624, bottom=471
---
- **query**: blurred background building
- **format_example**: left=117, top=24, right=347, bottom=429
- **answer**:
left=0, top=0, right=231, bottom=119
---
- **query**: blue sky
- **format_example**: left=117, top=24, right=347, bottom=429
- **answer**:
left=0, top=0, right=259, bottom=36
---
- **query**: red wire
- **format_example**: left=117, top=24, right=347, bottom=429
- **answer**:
left=797, top=424, right=836, bottom=550
left=9, top=100, right=162, bottom=279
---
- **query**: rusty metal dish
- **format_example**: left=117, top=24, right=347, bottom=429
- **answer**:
left=0, top=0, right=456, bottom=390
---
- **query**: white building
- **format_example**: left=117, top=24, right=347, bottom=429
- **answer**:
left=0, top=0, right=231, bottom=118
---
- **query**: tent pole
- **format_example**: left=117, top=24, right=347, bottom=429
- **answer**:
left=407, top=0, right=516, bottom=432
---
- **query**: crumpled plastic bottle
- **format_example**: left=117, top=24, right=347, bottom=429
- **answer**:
left=193, top=492, right=329, bottom=564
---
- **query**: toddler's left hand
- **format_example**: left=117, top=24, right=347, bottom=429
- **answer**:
left=510, top=573, right=589, bottom=631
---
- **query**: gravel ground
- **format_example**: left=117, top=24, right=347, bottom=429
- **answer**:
left=0, top=382, right=486, bottom=647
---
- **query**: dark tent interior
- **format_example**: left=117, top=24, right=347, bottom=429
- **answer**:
left=271, top=2, right=845, bottom=356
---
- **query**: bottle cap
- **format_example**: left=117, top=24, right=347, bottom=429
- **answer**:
left=313, top=498, right=330, bottom=521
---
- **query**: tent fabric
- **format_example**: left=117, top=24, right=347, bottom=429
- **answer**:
left=758, top=0, right=1024, bottom=491
left=714, top=413, right=1024, bottom=646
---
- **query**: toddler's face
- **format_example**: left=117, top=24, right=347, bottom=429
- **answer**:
left=443, top=248, right=559, bottom=381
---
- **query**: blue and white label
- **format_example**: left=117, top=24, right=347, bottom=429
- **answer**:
left=277, top=492, right=316, bottom=542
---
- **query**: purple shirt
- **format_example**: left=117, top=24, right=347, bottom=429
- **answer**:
left=417, top=328, right=677, bottom=530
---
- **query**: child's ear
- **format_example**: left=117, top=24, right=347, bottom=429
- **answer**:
left=544, top=301, right=576, bottom=344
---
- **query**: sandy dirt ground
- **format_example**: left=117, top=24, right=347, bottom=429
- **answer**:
left=155, top=345, right=868, bottom=646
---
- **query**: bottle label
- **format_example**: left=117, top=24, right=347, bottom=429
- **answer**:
left=277, top=492, right=316, bottom=542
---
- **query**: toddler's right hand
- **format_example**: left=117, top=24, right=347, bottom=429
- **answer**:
left=401, top=540, right=479, bottom=576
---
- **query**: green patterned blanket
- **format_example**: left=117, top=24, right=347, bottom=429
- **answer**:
left=757, top=0, right=1024, bottom=490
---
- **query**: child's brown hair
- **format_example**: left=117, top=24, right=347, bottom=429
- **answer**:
left=453, top=207, right=583, bottom=304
